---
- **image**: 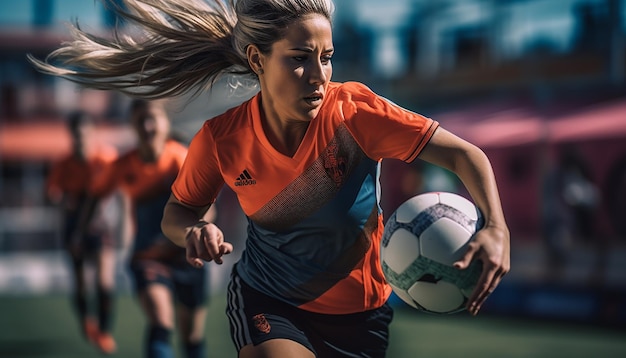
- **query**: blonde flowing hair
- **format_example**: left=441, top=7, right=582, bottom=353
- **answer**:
left=28, top=0, right=334, bottom=99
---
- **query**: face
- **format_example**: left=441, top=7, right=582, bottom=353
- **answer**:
left=131, top=102, right=170, bottom=154
left=252, top=14, right=333, bottom=124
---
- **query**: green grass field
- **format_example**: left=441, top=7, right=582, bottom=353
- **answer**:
left=1, top=293, right=625, bottom=358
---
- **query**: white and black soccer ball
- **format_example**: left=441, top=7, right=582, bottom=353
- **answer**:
left=381, top=192, right=484, bottom=314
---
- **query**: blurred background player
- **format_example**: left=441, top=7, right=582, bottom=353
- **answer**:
left=88, top=99, right=213, bottom=358
left=45, top=111, right=121, bottom=354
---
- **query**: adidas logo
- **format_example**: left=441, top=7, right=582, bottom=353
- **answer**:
left=234, top=169, right=257, bottom=187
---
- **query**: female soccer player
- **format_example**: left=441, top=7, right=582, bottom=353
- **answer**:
left=46, top=111, right=119, bottom=354
left=87, top=99, right=213, bottom=358
left=30, top=1, right=510, bottom=357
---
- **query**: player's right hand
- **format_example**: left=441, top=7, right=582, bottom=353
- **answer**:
left=185, top=221, right=233, bottom=268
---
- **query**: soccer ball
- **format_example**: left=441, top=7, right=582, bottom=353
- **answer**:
left=381, top=191, right=484, bottom=314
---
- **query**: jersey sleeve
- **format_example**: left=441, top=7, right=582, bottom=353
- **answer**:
left=339, top=82, right=439, bottom=163
left=171, top=122, right=224, bottom=207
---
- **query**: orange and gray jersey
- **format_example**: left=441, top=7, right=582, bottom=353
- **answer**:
left=172, top=81, right=438, bottom=314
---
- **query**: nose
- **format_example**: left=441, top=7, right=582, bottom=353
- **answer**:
left=308, top=59, right=327, bottom=85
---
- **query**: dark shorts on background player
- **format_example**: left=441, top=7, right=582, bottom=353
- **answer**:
left=129, top=259, right=208, bottom=308
left=226, top=270, right=394, bottom=358
left=64, top=211, right=114, bottom=253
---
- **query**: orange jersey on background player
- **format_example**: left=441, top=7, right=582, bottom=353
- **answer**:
left=93, top=140, right=187, bottom=202
left=93, top=139, right=188, bottom=261
left=173, top=81, right=439, bottom=314
left=47, top=144, right=118, bottom=209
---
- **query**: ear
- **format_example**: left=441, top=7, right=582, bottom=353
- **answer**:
left=247, top=44, right=264, bottom=75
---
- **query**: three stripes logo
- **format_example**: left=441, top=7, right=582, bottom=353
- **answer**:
left=234, top=169, right=256, bottom=187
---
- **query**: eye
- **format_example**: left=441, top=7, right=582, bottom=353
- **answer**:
left=321, top=54, right=333, bottom=64
left=293, top=55, right=306, bottom=62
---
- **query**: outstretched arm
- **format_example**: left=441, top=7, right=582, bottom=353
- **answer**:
left=161, top=194, right=232, bottom=267
left=417, top=127, right=510, bottom=316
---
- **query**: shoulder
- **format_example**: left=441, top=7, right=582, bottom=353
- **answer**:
left=323, top=81, right=384, bottom=120
left=325, top=81, right=379, bottom=109
left=165, top=139, right=188, bottom=160
left=202, top=93, right=258, bottom=138
left=327, top=81, right=376, bottom=101
left=166, top=139, right=188, bottom=151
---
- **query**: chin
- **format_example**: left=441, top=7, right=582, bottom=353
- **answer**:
left=306, top=108, right=322, bottom=121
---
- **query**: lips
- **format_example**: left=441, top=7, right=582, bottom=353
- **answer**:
left=303, top=92, right=323, bottom=105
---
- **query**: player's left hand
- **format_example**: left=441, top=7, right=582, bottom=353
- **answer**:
left=185, top=221, right=233, bottom=268
left=454, top=224, right=510, bottom=316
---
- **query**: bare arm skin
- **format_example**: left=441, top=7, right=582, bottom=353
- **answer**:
left=161, top=194, right=232, bottom=267
left=417, top=127, right=511, bottom=316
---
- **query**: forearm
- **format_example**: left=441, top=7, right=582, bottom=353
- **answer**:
left=452, top=146, right=508, bottom=231
left=419, top=128, right=507, bottom=231
left=161, top=194, right=212, bottom=247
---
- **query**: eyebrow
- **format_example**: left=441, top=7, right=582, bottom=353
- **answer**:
left=289, top=47, right=334, bottom=53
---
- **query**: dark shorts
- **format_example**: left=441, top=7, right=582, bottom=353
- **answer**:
left=64, top=213, right=113, bottom=253
left=226, top=272, right=394, bottom=358
left=129, top=259, right=208, bottom=308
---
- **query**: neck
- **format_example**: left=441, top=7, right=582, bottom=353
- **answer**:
left=261, top=110, right=308, bottom=157
left=138, top=141, right=165, bottom=163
